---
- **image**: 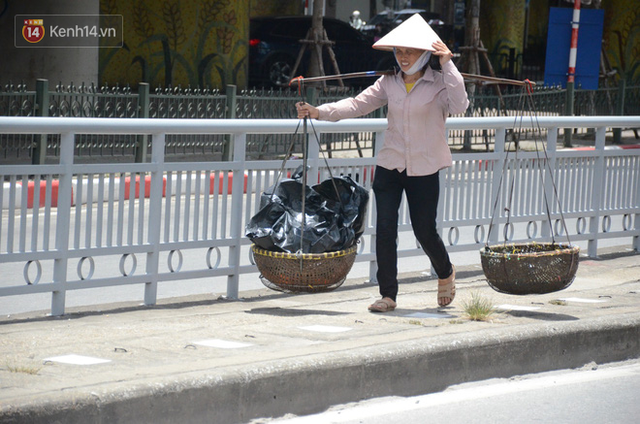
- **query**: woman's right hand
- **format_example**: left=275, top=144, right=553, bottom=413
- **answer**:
left=296, top=102, right=319, bottom=119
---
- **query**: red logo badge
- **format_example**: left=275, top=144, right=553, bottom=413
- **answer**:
left=22, top=19, right=45, bottom=43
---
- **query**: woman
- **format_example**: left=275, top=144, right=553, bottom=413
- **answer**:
left=296, top=14, right=469, bottom=312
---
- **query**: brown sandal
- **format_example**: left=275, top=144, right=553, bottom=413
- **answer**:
left=368, top=297, right=397, bottom=313
left=438, top=265, right=456, bottom=307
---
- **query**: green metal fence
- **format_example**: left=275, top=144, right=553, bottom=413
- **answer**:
left=0, top=82, right=35, bottom=163
left=1, top=79, right=638, bottom=164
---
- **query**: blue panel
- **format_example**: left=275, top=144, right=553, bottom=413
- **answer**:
left=543, top=8, right=604, bottom=89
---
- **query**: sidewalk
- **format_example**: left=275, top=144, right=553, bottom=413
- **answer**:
left=1, top=246, right=639, bottom=424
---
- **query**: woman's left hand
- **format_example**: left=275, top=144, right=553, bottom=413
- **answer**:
left=296, top=102, right=319, bottom=119
left=431, top=40, right=453, bottom=66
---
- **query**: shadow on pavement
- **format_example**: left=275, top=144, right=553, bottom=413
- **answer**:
left=245, top=307, right=350, bottom=317
left=503, top=310, right=579, bottom=321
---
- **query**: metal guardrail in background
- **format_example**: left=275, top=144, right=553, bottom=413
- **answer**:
left=1, top=80, right=639, bottom=164
left=0, top=116, right=639, bottom=316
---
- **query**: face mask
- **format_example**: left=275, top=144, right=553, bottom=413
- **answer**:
left=394, top=49, right=431, bottom=76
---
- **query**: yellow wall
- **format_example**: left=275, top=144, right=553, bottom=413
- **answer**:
left=480, top=0, right=526, bottom=62
left=603, top=0, right=640, bottom=83
left=99, top=0, right=249, bottom=89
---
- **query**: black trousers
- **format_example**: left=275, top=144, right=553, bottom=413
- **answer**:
left=372, top=166, right=452, bottom=301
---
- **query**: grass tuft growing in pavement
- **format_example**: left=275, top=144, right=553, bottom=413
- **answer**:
left=6, top=362, right=41, bottom=375
left=462, top=291, right=496, bottom=322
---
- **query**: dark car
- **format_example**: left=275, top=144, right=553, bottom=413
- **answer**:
left=361, top=9, right=438, bottom=37
left=249, top=16, right=396, bottom=88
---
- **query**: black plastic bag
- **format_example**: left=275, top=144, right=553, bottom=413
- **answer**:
left=246, top=169, right=369, bottom=253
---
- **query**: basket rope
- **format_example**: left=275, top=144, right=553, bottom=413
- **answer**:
left=252, top=82, right=360, bottom=292
left=486, top=81, right=573, bottom=250
left=267, top=123, right=337, bottom=260
left=481, top=82, right=579, bottom=295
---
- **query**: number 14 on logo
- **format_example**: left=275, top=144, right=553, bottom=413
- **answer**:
left=23, top=19, right=45, bottom=43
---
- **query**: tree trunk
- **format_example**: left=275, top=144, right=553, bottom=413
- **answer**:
left=466, top=0, right=480, bottom=78
left=307, top=0, right=325, bottom=77
left=463, top=0, right=481, bottom=151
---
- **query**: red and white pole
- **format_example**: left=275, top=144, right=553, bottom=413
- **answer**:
left=567, top=0, right=581, bottom=84
left=564, top=0, right=581, bottom=147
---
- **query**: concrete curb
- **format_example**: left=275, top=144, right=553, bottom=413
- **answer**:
left=3, top=313, right=639, bottom=424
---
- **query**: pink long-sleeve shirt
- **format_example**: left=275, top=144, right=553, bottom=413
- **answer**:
left=316, top=60, right=469, bottom=176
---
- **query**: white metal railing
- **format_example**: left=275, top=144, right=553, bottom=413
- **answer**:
left=1, top=116, right=639, bottom=316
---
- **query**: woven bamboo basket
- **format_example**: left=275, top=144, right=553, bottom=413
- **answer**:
left=252, top=244, right=357, bottom=293
left=480, top=242, right=580, bottom=295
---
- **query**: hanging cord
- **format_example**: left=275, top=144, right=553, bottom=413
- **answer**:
left=291, top=76, right=347, bottom=204
left=294, top=82, right=349, bottom=276
left=300, top=117, right=308, bottom=259
left=522, top=80, right=572, bottom=246
left=522, top=81, right=578, bottom=273
left=296, top=78, right=308, bottom=259
left=268, top=119, right=302, bottom=203
left=265, top=79, right=348, bottom=267
left=485, top=80, right=572, bottom=249
left=268, top=76, right=313, bottom=203
left=294, top=83, right=351, bottom=262
left=486, top=82, right=545, bottom=247
left=485, top=88, right=525, bottom=247
left=503, top=89, right=526, bottom=243
left=306, top=117, right=346, bottom=206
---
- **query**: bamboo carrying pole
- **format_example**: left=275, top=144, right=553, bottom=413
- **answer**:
left=289, top=71, right=536, bottom=87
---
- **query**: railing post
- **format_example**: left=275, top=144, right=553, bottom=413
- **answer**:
left=304, top=86, right=322, bottom=162
left=223, top=84, right=237, bottom=161
left=635, top=180, right=640, bottom=252
left=144, top=132, right=165, bottom=306
left=542, top=127, right=558, bottom=240
left=226, top=131, right=246, bottom=299
left=135, top=82, right=150, bottom=163
left=463, top=106, right=473, bottom=151
left=306, top=91, right=320, bottom=183
left=588, top=126, right=607, bottom=257
left=51, top=131, right=74, bottom=316
left=305, top=86, right=317, bottom=108
left=33, top=79, right=49, bottom=165
left=488, top=127, right=506, bottom=245
left=613, top=79, right=626, bottom=144
left=372, top=106, right=384, bottom=153
left=368, top=130, right=385, bottom=284
left=563, top=84, right=575, bottom=148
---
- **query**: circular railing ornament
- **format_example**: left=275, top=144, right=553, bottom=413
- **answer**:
left=119, top=253, right=137, bottom=276
left=206, top=247, right=221, bottom=269
left=77, top=256, right=95, bottom=281
left=23, top=260, right=42, bottom=285
left=167, top=249, right=183, bottom=273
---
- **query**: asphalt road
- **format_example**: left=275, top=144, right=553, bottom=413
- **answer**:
left=261, top=359, right=640, bottom=424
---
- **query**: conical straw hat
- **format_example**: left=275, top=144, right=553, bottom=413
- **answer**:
left=373, top=13, right=442, bottom=52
